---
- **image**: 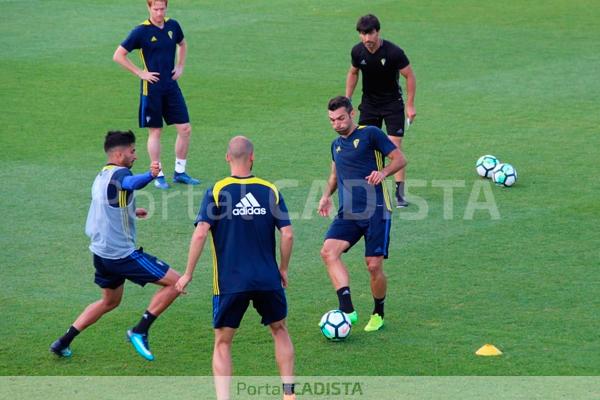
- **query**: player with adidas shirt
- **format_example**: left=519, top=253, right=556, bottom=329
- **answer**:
left=319, top=96, right=407, bottom=333
left=176, top=136, right=296, bottom=400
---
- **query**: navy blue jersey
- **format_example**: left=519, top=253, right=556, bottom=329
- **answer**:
left=121, top=18, right=184, bottom=93
left=195, top=176, right=291, bottom=295
left=331, top=126, right=396, bottom=215
left=351, top=39, right=410, bottom=103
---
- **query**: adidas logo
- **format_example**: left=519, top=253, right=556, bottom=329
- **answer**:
left=151, top=36, right=157, bottom=42
left=360, top=59, right=366, bottom=65
left=233, top=192, right=266, bottom=216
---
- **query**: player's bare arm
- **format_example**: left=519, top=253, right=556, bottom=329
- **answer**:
left=400, top=64, right=416, bottom=122
left=345, top=66, right=360, bottom=100
left=318, top=162, right=338, bottom=217
left=172, top=39, right=187, bottom=80
left=175, top=222, right=210, bottom=293
left=113, top=45, right=160, bottom=83
left=278, top=225, right=294, bottom=288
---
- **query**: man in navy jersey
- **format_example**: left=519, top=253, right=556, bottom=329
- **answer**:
left=113, top=0, right=199, bottom=189
left=345, top=14, right=416, bottom=207
left=176, top=136, right=296, bottom=400
left=319, top=96, right=406, bottom=332
left=50, top=130, right=182, bottom=361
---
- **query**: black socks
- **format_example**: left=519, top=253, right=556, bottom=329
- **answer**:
left=373, top=297, right=385, bottom=318
left=336, top=286, right=354, bottom=314
left=132, top=310, right=157, bottom=335
left=59, top=326, right=80, bottom=346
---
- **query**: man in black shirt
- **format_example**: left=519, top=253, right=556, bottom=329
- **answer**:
left=346, top=14, right=416, bottom=207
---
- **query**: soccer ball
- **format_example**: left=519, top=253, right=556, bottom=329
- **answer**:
left=475, top=155, right=499, bottom=178
left=492, top=163, right=518, bottom=187
left=319, top=310, right=351, bottom=341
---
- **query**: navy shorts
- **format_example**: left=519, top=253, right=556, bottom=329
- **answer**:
left=139, top=84, right=190, bottom=128
left=359, top=99, right=405, bottom=137
left=325, top=206, right=392, bottom=258
left=93, top=249, right=169, bottom=289
left=213, top=289, right=287, bottom=329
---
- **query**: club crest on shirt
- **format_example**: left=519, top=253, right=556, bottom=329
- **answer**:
left=353, top=139, right=360, bottom=148
left=381, top=58, right=386, bottom=66
left=336, top=146, right=341, bottom=153
left=168, top=31, right=173, bottom=39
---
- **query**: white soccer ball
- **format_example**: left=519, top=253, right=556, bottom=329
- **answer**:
left=319, top=310, right=351, bottom=341
left=492, top=163, right=518, bottom=187
left=475, top=155, right=499, bottom=178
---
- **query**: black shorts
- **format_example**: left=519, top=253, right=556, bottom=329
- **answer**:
left=358, top=99, right=405, bottom=137
left=93, top=249, right=170, bottom=289
left=139, top=84, right=190, bottom=128
left=212, top=290, right=287, bottom=329
left=324, top=206, right=392, bottom=259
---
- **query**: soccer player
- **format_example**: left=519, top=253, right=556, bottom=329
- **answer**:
left=175, top=136, right=296, bottom=400
left=318, top=96, right=407, bottom=332
left=345, top=14, right=416, bottom=207
left=50, top=130, right=181, bottom=361
left=113, top=0, right=199, bottom=190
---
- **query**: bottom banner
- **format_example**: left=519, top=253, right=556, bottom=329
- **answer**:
left=2, top=376, right=600, bottom=399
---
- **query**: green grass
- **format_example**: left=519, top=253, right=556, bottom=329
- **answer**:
left=1, top=0, right=599, bottom=377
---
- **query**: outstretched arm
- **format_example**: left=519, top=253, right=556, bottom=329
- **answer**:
left=175, top=222, right=211, bottom=293
left=121, top=161, right=160, bottom=190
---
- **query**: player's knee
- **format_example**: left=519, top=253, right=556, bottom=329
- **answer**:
left=365, top=260, right=384, bottom=276
left=214, top=335, right=233, bottom=348
left=159, top=268, right=181, bottom=287
left=320, top=246, right=338, bottom=264
left=102, top=297, right=121, bottom=311
left=269, top=320, right=287, bottom=334
left=178, top=124, right=191, bottom=138
left=148, top=128, right=162, bottom=139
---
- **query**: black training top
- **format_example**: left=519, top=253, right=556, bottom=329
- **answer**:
left=351, top=39, right=410, bottom=103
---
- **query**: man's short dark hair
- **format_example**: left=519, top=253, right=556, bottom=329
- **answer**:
left=328, top=96, right=353, bottom=113
left=104, top=130, right=136, bottom=153
left=356, top=14, right=380, bottom=33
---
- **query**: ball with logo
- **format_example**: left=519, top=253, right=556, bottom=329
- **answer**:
left=492, top=163, right=518, bottom=187
left=475, top=155, right=499, bottom=178
left=319, top=310, right=351, bottom=341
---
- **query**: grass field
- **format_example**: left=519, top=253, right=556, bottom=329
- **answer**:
left=1, top=0, right=599, bottom=378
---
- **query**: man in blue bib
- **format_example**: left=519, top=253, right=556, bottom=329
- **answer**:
left=319, top=96, right=407, bottom=332
left=113, top=0, right=199, bottom=189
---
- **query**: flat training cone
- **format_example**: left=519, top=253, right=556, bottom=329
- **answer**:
left=476, top=344, right=502, bottom=356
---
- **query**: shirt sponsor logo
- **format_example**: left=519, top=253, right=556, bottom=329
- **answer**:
left=232, top=192, right=266, bottom=216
